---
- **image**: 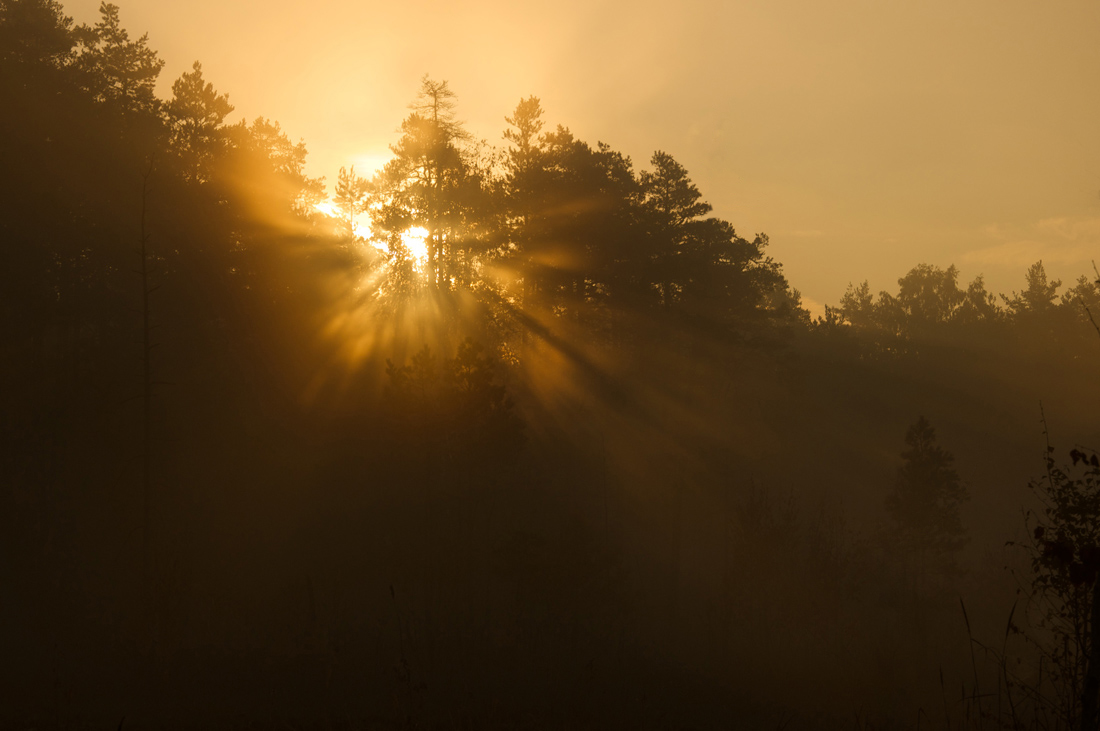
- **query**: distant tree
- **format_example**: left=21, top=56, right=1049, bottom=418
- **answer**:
left=764, top=286, right=813, bottom=327
left=503, top=95, right=545, bottom=182
left=167, top=61, right=233, bottom=182
left=834, top=266, right=1006, bottom=344
left=639, top=150, right=713, bottom=310
left=544, top=131, right=640, bottom=301
left=863, top=264, right=965, bottom=338
left=498, top=117, right=640, bottom=314
left=187, top=116, right=325, bottom=327
left=640, top=151, right=712, bottom=228
left=1004, top=260, right=1062, bottom=320
left=955, top=274, right=1002, bottom=325
left=838, top=280, right=876, bottom=328
left=217, top=116, right=324, bottom=223
left=895, top=263, right=964, bottom=328
left=332, top=165, right=368, bottom=238
left=385, top=338, right=524, bottom=465
left=1060, top=273, right=1100, bottom=328
left=501, top=95, right=547, bottom=301
left=73, top=2, right=163, bottom=116
left=0, top=0, right=75, bottom=70
left=886, top=416, right=968, bottom=585
left=499, top=98, right=790, bottom=335
left=446, top=338, right=524, bottom=453
left=368, top=76, right=486, bottom=291
left=677, top=223, right=787, bottom=330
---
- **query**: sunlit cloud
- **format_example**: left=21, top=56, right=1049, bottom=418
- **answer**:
left=800, top=294, right=826, bottom=319
left=1035, top=216, right=1100, bottom=242
left=962, top=216, right=1100, bottom=269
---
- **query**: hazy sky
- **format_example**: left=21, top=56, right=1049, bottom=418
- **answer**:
left=68, top=0, right=1100, bottom=313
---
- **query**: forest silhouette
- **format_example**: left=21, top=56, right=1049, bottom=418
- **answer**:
left=5, top=1, right=1100, bottom=729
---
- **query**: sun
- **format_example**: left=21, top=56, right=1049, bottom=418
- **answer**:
left=313, top=200, right=430, bottom=267
left=401, top=226, right=429, bottom=263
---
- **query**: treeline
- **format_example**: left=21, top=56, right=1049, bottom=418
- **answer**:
left=337, top=83, right=801, bottom=340
left=2, top=0, right=807, bottom=388
left=821, top=260, right=1099, bottom=354
left=7, top=0, right=1090, bottom=374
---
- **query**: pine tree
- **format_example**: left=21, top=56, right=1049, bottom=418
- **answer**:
left=333, top=165, right=367, bottom=238
left=73, top=2, right=163, bottom=115
left=369, top=76, right=480, bottom=291
left=1004, top=260, right=1062, bottom=319
left=167, top=61, right=233, bottom=182
left=886, top=416, right=969, bottom=583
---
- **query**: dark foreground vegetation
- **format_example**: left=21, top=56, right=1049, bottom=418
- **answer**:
left=4, top=1, right=1100, bottom=728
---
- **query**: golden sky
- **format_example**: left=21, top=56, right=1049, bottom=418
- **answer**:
left=68, top=0, right=1100, bottom=313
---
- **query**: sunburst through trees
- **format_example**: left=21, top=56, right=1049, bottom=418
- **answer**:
left=311, top=75, right=797, bottom=382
